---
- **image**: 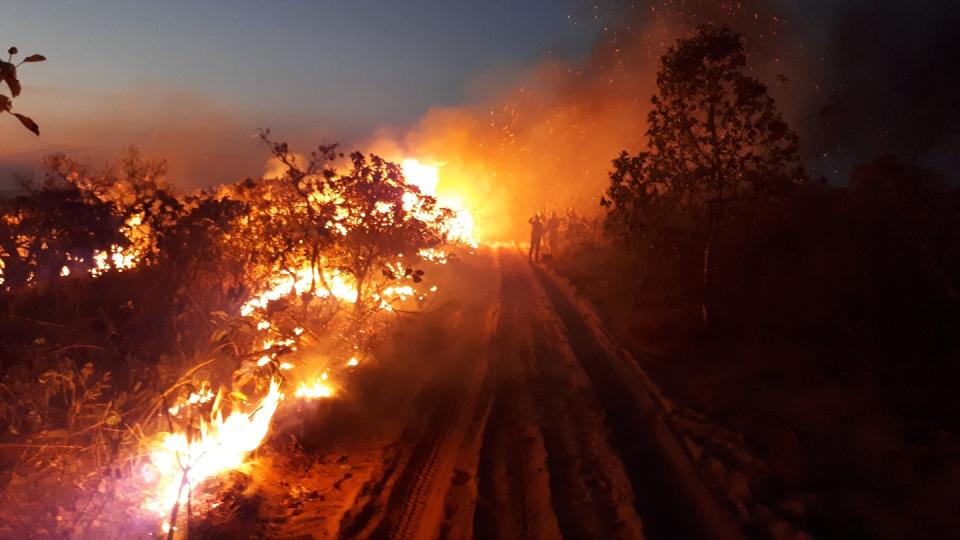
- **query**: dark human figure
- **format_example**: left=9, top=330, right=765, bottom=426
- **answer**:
left=545, top=212, right=560, bottom=256
left=528, top=213, right=543, bottom=261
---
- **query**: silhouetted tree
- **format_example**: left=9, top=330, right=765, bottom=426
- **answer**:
left=603, top=25, right=804, bottom=325
left=0, top=180, right=123, bottom=291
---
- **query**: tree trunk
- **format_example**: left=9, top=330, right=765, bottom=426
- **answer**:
left=353, top=273, right=365, bottom=320
left=701, top=230, right=715, bottom=328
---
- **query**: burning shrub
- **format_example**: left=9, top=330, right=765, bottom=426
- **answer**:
left=0, top=179, right=126, bottom=291
left=0, top=134, right=469, bottom=536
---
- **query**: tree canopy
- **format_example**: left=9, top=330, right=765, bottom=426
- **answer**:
left=603, top=25, right=805, bottom=323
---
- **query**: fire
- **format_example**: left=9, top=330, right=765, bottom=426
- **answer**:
left=142, top=379, right=282, bottom=519
left=294, top=382, right=335, bottom=399
left=401, top=159, right=440, bottom=194
left=0, top=146, right=475, bottom=534
left=91, top=213, right=148, bottom=277
left=294, top=380, right=336, bottom=400
left=402, top=159, right=479, bottom=248
left=240, top=266, right=358, bottom=317
left=133, top=155, right=469, bottom=529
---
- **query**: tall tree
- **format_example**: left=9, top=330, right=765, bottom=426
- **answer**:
left=604, top=25, right=804, bottom=325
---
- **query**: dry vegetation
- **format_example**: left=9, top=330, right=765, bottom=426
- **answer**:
left=0, top=135, right=463, bottom=537
left=552, top=25, right=960, bottom=539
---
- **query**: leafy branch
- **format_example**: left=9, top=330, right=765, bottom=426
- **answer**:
left=1, top=46, right=46, bottom=135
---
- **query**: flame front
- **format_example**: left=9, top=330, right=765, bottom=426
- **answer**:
left=133, top=155, right=475, bottom=530
left=142, top=379, right=282, bottom=519
left=402, top=159, right=478, bottom=248
left=240, top=266, right=358, bottom=317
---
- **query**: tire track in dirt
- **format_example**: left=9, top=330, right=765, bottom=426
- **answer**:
left=473, top=252, right=645, bottom=540
left=472, top=323, right=560, bottom=540
left=372, top=384, right=462, bottom=540
left=341, top=248, right=740, bottom=540
left=339, top=252, right=501, bottom=540
left=531, top=262, right=743, bottom=540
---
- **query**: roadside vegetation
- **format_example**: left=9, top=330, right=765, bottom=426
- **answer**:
left=552, top=25, right=960, bottom=538
left=0, top=135, right=457, bottom=536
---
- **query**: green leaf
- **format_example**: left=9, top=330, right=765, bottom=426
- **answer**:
left=13, top=113, right=39, bottom=135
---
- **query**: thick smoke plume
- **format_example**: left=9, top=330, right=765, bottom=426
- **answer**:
left=374, top=0, right=960, bottom=240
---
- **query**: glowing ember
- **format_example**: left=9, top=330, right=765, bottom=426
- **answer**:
left=294, top=372, right=336, bottom=399
left=418, top=247, right=450, bottom=263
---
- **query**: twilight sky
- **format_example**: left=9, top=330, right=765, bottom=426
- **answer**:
left=3, top=0, right=958, bottom=192
left=1, top=0, right=594, bottom=187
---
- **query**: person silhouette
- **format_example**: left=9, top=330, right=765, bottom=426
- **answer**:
left=528, top=213, right=544, bottom=262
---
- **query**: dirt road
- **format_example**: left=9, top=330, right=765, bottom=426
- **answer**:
left=230, top=248, right=742, bottom=540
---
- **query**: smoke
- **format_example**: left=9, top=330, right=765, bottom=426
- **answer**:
left=792, top=0, right=960, bottom=176
left=0, top=86, right=344, bottom=191
left=6, top=1, right=953, bottom=236
left=373, top=0, right=960, bottom=240
left=368, top=2, right=792, bottom=240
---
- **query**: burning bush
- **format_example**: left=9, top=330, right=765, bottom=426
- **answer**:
left=1, top=45, right=44, bottom=135
left=0, top=136, right=469, bottom=537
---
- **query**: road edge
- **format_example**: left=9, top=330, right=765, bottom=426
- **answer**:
left=534, top=262, right=746, bottom=540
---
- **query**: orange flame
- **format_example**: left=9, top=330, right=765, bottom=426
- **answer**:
left=402, top=159, right=479, bottom=248
left=138, top=155, right=473, bottom=529
left=142, top=379, right=283, bottom=521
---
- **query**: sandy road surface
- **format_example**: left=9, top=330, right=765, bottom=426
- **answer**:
left=222, top=248, right=740, bottom=540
